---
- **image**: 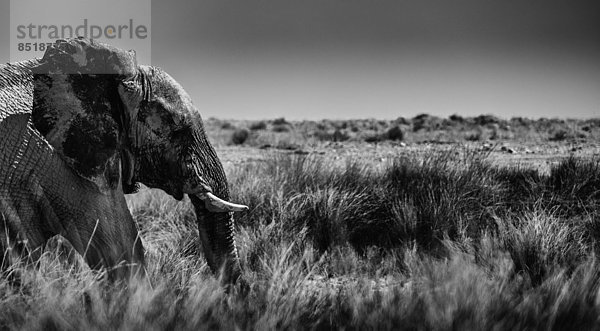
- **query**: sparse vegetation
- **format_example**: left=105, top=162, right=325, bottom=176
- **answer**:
left=203, top=115, right=600, bottom=147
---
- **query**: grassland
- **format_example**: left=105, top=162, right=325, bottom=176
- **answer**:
left=1, top=115, right=600, bottom=330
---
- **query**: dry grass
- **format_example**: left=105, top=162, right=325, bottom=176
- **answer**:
left=2, top=145, right=600, bottom=329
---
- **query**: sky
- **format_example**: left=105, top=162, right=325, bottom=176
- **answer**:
left=2, top=0, right=600, bottom=120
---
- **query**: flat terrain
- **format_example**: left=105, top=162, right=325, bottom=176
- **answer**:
left=217, top=140, right=600, bottom=174
left=208, top=114, right=600, bottom=172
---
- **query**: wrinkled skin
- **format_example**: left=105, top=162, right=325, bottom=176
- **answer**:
left=0, top=38, right=243, bottom=282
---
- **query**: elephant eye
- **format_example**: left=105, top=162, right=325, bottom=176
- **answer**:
left=138, top=100, right=176, bottom=127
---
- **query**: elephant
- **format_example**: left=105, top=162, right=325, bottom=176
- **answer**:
left=0, top=37, right=247, bottom=283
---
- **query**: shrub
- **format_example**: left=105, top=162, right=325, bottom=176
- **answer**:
left=231, top=128, right=250, bottom=145
left=465, top=131, right=482, bottom=141
left=474, top=114, right=500, bottom=126
left=272, top=117, right=289, bottom=125
left=335, top=121, right=348, bottom=130
left=395, top=117, right=411, bottom=125
left=314, top=129, right=332, bottom=141
left=385, top=126, right=404, bottom=141
left=249, top=121, right=267, bottom=131
left=511, top=116, right=532, bottom=127
left=316, top=122, right=329, bottom=131
left=583, top=119, right=600, bottom=129
left=449, top=114, right=464, bottom=123
left=489, top=125, right=499, bottom=140
left=413, top=113, right=430, bottom=121
left=272, top=124, right=290, bottom=133
left=332, top=129, right=350, bottom=142
left=313, top=128, right=349, bottom=142
left=364, top=135, right=382, bottom=143
left=549, top=129, right=568, bottom=141
left=412, top=114, right=443, bottom=132
left=221, top=121, right=234, bottom=129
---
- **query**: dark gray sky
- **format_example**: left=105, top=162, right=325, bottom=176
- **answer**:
left=2, top=0, right=600, bottom=119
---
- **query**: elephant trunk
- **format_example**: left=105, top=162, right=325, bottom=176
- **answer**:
left=190, top=195, right=241, bottom=283
left=178, top=131, right=245, bottom=283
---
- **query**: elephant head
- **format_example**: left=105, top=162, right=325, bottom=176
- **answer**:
left=31, top=37, right=247, bottom=282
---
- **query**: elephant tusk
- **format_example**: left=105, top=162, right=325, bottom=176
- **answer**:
left=197, top=192, right=249, bottom=213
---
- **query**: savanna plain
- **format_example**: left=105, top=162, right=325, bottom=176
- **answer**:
left=2, top=114, right=600, bottom=330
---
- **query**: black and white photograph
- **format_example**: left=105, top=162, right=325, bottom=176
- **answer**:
left=1, top=0, right=600, bottom=329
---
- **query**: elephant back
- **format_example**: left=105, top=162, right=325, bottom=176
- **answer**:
left=0, top=59, right=40, bottom=120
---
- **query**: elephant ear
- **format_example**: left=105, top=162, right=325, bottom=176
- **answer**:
left=32, top=38, right=138, bottom=189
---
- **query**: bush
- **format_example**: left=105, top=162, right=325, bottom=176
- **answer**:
left=465, top=128, right=484, bottom=141
left=221, top=121, right=234, bottom=129
left=412, top=114, right=443, bottom=132
left=550, top=129, right=568, bottom=141
left=364, top=135, right=382, bottom=143
left=385, top=126, right=404, bottom=141
left=474, top=114, right=500, bottom=126
left=511, top=117, right=532, bottom=126
left=272, top=124, right=290, bottom=133
left=332, top=130, right=350, bottom=142
left=313, top=129, right=331, bottom=141
left=316, top=122, right=329, bottom=131
left=395, top=117, right=411, bottom=125
left=231, top=128, right=250, bottom=145
left=449, top=114, right=464, bottom=123
left=313, top=128, right=349, bottom=142
left=249, top=121, right=267, bottom=131
left=272, top=117, right=289, bottom=125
